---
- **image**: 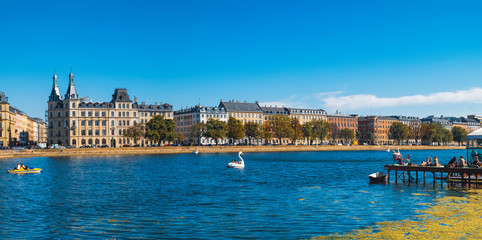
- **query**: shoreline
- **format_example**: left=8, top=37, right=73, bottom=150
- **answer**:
left=0, top=145, right=465, bottom=160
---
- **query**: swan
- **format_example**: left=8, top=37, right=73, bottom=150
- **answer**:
left=227, top=151, right=244, bottom=169
left=193, top=148, right=198, bottom=155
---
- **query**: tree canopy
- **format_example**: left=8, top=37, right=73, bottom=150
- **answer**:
left=123, top=123, right=145, bottom=145
left=145, top=115, right=177, bottom=144
left=340, top=128, right=355, bottom=143
left=244, top=121, right=263, bottom=145
left=388, top=122, right=409, bottom=144
left=451, top=126, right=467, bottom=145
left=290, top=118, right=303, bottom=142
left=311, top=120, right=331, bottom=143
left=227, top=117, right=245, bottom=143
left=205, top=119, right=227, bottom=145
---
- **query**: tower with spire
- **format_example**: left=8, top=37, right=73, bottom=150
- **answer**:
left=65, top=68, right=78, bottom=100
left=48, top=72, right=62, bottom=101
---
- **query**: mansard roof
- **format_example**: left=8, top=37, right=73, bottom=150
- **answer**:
left=174, top=105, right=226, bottom=115
left=137, top=103, right=173, bottom=112
left=219, top=100, right=262, bottom=113
left=111, top=88, right=132, bottom=102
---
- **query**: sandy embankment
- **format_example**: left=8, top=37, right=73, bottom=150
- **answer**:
left=0, top=145, right=465, bottom=160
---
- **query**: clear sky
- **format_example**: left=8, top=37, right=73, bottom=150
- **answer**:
left=1, top=0, right=482, bottom=119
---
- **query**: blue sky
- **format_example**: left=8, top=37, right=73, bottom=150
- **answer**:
left=1, top=0, right=482, bottom=119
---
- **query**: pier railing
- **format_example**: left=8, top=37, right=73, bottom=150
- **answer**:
left=384, top=164, right=482, bottom=186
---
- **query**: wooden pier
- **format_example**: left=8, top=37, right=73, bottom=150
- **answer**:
left=384, top=165, right=482, bottom=186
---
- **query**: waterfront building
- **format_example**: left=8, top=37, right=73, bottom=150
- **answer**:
left=174, top=105, right=227, bottom=145
left=219, top=100, right=263, bottom=125
left=0, top=91, right=47, bottom=148
left=390, top=116, right=421, bottom=144
left=421, top=115, right=452, bottom=130
left=326, top=113, right=359, bottom=144
left=47, top=71, right=173, bottom=147
left=358, top=116, right=399, bottom=145
left=287, top=107, right=327, bottom=125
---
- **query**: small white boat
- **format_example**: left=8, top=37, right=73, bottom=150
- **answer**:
left=386, top=147, right=390, bottom=152
left=227, top=151, right=244, bottom=169
left=193, top=148, right=198, bottom=155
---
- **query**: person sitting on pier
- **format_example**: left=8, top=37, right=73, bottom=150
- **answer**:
left=470, top=156, right=482, bottom=168
left=433, top=156, right=441, bottom=166
left=456, top=156, right=466, bottom=167
left=447, top=156, right=457, bottom=167
left=392, top=150, right=404, bottom=164
left=422, top=157, right=432, bottom=166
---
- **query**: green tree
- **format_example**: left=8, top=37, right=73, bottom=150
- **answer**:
left=388, top=122, right=409, bottom=145
left=145, top=115, right=177, bottom=145
left=123, top=123, right=145, bottom=145
left=290, top=118, right=303, bottom=143
left=302, top=122, right=313, bottom=144
left=355, top=130, right=361, bottom=141
left=245, top=122, right=262, bottom=145
left=227, top=117, right=245, bottom=144
left=205, top=118, right=227, bottom=145
left=442, top=129, right=453, bottom=145
left=177, top=132, right=184, bottom=144
left=189, top=122, right=206, bottom=145
left=311, top=120, right=331, bottom=144
left=452, top=126, right=468, bottom=146
left=340, top=128, right=354, bottom=144
left=269, top=115, right=294, bottom=144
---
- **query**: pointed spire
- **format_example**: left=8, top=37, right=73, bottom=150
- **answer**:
left=65, top=68, right=78, bottom=99
left=49, top=71, right=62, bottom=101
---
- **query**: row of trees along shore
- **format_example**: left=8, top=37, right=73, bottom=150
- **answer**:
left=123, top=115, right=357, bottom=146
left=123, top=115, right=470, bottom=146
left=388, top=122, right=468, bottom=146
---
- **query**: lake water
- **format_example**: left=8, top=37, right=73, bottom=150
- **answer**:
left=0, top=149, right=470, bottom=239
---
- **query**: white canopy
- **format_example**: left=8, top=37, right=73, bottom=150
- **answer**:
left=467, top=128, right=482, bottom=140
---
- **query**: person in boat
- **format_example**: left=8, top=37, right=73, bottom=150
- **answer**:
left=14, top=163, right=21, bottom=170
left=20, top=163, right=29, bottom=170
left=456, top=156, right=466, bottom=167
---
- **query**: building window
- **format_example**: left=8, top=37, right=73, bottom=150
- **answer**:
left=88, top=130, right=92, bottom=136
left=111, top=129, right=115, bottom=135
left=126, top=112, right=129, bottom=117
left=81, top=120, right=85, bottom=126
left=111, top=111, right=114, bottom=117
left=81, top=130, right=86, bottom=136
left=72, top=111, right=76, bottom=117
left=102, top=120, right=106, bottom=126
left=88, top=120, right=92, bottom=126
left=88, top=111, right=92, bottom=117
left=118, top=112, right=121, bottom=117
left=95, top=111, right=99, bottom=117
left=119, top=129, right=122, bottom=135
left=119, top=120, right=122, bottom=125
left=102, top=129, right=106, bottom=135
left=95, top=130, right=99, bottom=136
left=102, top=112, right=106, bottom=117
left=122, top=112, right=125, bottom=117
left=123, top=104, right=125, bottom=108
left=134, top=112, right=137, bottom=117
left=81, top=111, right=85, bottom=117
left=111, top=120, right=114, bottom=126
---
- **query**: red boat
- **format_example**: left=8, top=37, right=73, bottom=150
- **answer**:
left=368, top=172, right=388, bottom=183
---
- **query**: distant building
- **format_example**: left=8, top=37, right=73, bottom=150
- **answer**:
left=421, top=115, right=452, bottom=130
left=174, top=105, right=228, bottom=145
left=0, top=91, right=47, bottom=148
left=326, top=113, right=358, bottom=144
left=219, top=100, right=263, bottom=125
left=390, top=116, right=421, bottom=144
left=358, top=116, right=399, bottom=145
left=47, top=71, right=173, bottom=147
